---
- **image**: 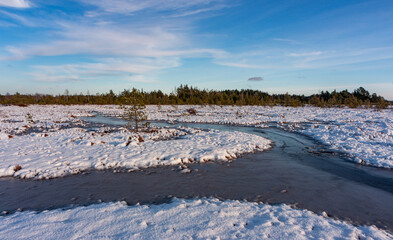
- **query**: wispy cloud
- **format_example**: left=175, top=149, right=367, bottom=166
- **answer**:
left=169, top=4, right=230, bottom=17
left=273, top=38, right=299, bottom=44
left=0, top=0, right=30, bottom=8
left=3, top=24, right=179, bottom=59
left=0, top=0, right=231, bottom=85
left=79, top=0, right=226, bottom=15
left=0, top=9, right=34, bottom=26
left=28, top=57, right=180, bottom=82
left=292, top=47, right=393, bottom=69
left=0, top=19, right=17, bottom=27
left=1, top=1, right=393, bottom=99
left=129, top=75, right=157, bottom=83
left=2, top=7, right=226, bottom=59
left=215, top=62, right=271, bottom=69
left=3, top=23, right=226, bottom=58
left=213, top=44, right=393, bottom=71
left=2, top=10, right=227, bottom=81
left=28, top=72, right=80, bottom=82
left=3, top=46, right=26, bottom=60
left=288, top=51, right=323, bottom=57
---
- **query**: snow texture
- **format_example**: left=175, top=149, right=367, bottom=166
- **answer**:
left=0, top=122, right=270, bottom=179
left=1, top=104, right=392, bottom=174
left=145, top=105, right=392, bottom=168
left=1, top=105, right=392, bottom=238
left=0, top=198, right=391, bottom=240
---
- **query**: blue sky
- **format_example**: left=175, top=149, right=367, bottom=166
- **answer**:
left=1, top=0, right=393, bottom=99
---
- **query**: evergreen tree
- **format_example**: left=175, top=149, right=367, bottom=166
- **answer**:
left=120, top=88, right=149, bottom=132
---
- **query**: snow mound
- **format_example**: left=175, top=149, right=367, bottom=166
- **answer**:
left=1, top=104, right=392, bottom=168
left=0, top=198, right=391, bottom=240
left=0, top=126, right=271, bottom=179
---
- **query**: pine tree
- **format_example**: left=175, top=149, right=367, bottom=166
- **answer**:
left=120, top=88, right=149, bottom=132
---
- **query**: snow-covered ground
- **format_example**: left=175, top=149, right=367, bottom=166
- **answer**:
left=1, top=198, right=391, bottom=240
left=0, top=105, right=270, bottom=179
left=147, top=105, right=392, bottom=168
left=1, top=105, right=392, bottom=238
left=1, top=104, right=392, bottom=169
left=144, top=105, right=393, bottom=168
left=0, top=125, right=270, bottom=179
left=0, top=105, right=93, bottom=136
left=1, top=104, right=392, bottom=171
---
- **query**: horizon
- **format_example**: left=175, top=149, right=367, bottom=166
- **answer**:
left=0, top=85, right=387, bottom=100
left=1, top=1, right=393, bottom=100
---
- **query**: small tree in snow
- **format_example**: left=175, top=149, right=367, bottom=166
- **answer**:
left=120, top=88, right=149, bottom=132
left=25, top=112, right=34, bottom=124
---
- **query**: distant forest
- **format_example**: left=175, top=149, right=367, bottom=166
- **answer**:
left=0, top=85, right=390, bottom=108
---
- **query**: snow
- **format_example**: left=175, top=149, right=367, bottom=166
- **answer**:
left=0, top=105, right=94, bottom=135
left=1, top=104, right=392, bottom=169
left=1, top=105, right=392, bottom=238
left=0, top=123, right=270, bottom=179
left=301, top=120, right=393, bottom=168
left=0, top=198, right=391, bottom=240
left=144, top=105, right=392, bottom=168
left=82, top=104, right=393, bottom=168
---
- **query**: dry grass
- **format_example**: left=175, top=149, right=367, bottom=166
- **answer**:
left=13, top=165, right=22, bottom=172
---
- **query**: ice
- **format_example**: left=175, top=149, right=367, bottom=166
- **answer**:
left=1, top=104, right=392, bottom=238
left=0, top=112, right=271, bottom=179
left=1, top=104, right=392, bottom=176
left=143, top=105, right=393, bottom=168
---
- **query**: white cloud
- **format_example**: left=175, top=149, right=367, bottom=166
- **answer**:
left=0, top=9, right=34, bottom=26
left=0, top=0, right=30, bottom=8
left=3, top=22, right=226, bottom=60
left=3, top=45, right=26, bottom=60
left=288, top=51, right=323, bottom=57
left=291, top=47, right=393, bottom=69
left=213, top=45, right=393, bottom=71
left=129, top=75, right=157, bottom=83
left=80, top=0, right=224, bottom=15
left=273, top=38, right=299, bottom=44
left=0, top=3, right=227, bottom=85
left=0, top=0, right=228, bottom=83
left=215, top=62, right=271, bottom=69
left=5, top=25, right=181, bottom=59
left=28, top=72, right=80, bottom=82
left=28, top=57, right=180, bottom=82
left=169, top=4, right=229, bottom=17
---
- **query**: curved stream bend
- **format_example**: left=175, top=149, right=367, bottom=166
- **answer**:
left=0, top=117, right=392, bottom=232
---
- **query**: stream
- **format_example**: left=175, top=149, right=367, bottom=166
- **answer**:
left=1, top=115, right=392, bottom=232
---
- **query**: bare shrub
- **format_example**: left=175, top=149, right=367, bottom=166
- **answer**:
left=186, top=108, right=197, bottom=115
left=14, top=165, right=22, bottom=172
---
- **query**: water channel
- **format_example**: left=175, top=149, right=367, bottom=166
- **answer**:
left=1, top=115, right=392, bottom=232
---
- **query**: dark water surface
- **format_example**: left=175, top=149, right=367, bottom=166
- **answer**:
left=1, top=116, right=393, bottom=232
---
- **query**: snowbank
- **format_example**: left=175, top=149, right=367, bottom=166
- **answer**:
left=1, top=105, right=392, bottom=238
left=0, top=126, right=270, bottom=179
left=0, top=198, right=391, bottom=240
left=302, top=120, right=393, bottom=168
left=0, top=105, right=94, bottom=135
left=1, top=104, right=392, bottom=168
left=146, top=105, right=393, bottom=168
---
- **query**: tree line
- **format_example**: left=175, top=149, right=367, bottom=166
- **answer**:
left=0, top=86, right=389, bottom=108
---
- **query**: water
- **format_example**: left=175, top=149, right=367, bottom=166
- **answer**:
left=1, top=115, right=392, bottom=232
